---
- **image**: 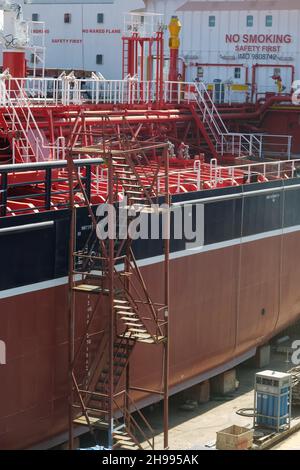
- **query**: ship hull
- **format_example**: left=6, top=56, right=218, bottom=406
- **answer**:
left=1, top=179, right=300, bottom=449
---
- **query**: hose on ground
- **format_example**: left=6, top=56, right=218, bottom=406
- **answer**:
left=236, top=408, right=255, bottom=417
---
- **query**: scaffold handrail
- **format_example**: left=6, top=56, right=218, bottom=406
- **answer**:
left=123, top=12, right=165, bottom=38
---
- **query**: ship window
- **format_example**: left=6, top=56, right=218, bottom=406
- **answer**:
left=32, top=13, right=39, bottom=22
left=234, top=67, right=241, bottom=79
left=266, top=15, right=273, bottom=27
left=97, top=13, right=104, bottom=24
left=246, top=15, right=253, bottom=27
left=209, top=16, right=216, bottom=27
left=64, top=13, right=71, bottom=24
left=274, top=68, right=281, bottom=76
left=96, top=54, right=103, bottom=65
left=30, top=54, right=35, bottom=63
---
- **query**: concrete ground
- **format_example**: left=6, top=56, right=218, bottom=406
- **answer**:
left=140, top=350, right=300, bottom=450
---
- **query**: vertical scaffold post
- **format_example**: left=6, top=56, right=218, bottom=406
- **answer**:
left=163, top=145, right=170, bottom=449
left=67, top=150, right=76, bottom=450
left=108, top=151, right=115, bottom=449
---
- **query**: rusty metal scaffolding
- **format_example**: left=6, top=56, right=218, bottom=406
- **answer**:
left=67, top=134, right=170, bottom=450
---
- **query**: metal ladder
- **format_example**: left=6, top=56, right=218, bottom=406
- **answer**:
left=68, top=141, right=169, bottom=450
left=1, top=78, right=49, bottom=162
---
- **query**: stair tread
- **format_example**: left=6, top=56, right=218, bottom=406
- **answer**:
left=118, top=444, right=139, bottom=450
left=89, top=400, right=107, bottom=407
left=120, top=317, right=139, bottom=322
left=114, top=353, right=128, bottom=359
left=123, top=184, right=140, bottom=188
left=116, top=440, right=136, bottom=446
left=119, top=332, right=167, bottom=342
left=120, top=177, right=138, bottom=181
left=114, top=305, right=131, bottom=309
left=114, top=300, right=128, bottom=304
left=133, top=334, right=152, bottom=339
left=114, top=361, right=127, bottom=367
left=120, top=331, right=148, bottom=338
left=139, top=335, right=166, bottom=343
left=73, top=284, right=103, bottom=293
left=137, top=338, right=156, bottom=344
left=73, top=415, right=107, bottom=428
left=125, top=322, right=143, bottom=327
left=114, top=434, right=132, bottom=441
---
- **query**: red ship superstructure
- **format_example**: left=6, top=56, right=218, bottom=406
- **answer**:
left=1, top=8, right=300, bottom=450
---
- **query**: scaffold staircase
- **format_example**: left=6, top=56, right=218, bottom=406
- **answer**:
left=189, top=82, right=262, bottom=160
left=111, top=150, right=159, bottom=207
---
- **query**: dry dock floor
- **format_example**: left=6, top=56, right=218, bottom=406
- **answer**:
left=140, top=351, right=300, bottom=450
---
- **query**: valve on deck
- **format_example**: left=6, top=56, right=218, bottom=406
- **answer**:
left=168, top=16, right=182, bottom=82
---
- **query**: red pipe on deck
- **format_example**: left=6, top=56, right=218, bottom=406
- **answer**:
left=168, top=16, right=181, bottom=81
left=193, top=63, right=249, bottom=84
left=169, top=49, right=179, bottom=82
left=252, top=64, right=295, bottom=100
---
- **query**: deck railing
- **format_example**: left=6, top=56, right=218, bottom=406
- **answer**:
left=0, top=158, right=102, bottom=217
left=0, top=75, right=293, bottom=160
left=1, top=158, right=300, bottom=217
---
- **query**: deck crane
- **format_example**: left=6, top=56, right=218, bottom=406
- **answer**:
left=0, top=1, right=30, bottom=77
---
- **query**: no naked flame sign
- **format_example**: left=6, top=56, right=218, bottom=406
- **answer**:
left=225, top=33, right=292, bottom=61
left=225, top=34, right=292, bottom=44
left=0, top=340, right=6, bottom=365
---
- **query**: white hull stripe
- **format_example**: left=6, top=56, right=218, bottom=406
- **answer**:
left=137, top=224, right=300, bottom=268
left=1, top=224, right=300, bottom=299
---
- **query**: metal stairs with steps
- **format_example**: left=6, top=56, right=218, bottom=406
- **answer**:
left=111, top=152, right=157, bottom=207
left=114, top=297, right=165, bottom=345
left=189, top=82, right=262, bottom=160
left=0, top=77, right=51, bottom=163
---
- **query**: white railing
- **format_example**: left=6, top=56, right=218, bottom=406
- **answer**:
left=164, top=158, right=300, bottom=190
left=217, top=133, right=262, bottom=159
left=3, top=76, right=160, bottom=106
left=27, top=21, right=46, bottom=78
left=173, top=81, right=262, bottom=157
left=1, top=77, right=66, bottom=162
left=211, top=84, right=251, bottom=105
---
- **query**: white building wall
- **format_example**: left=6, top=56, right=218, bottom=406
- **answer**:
left=144, top=0, right=300, bottom=94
